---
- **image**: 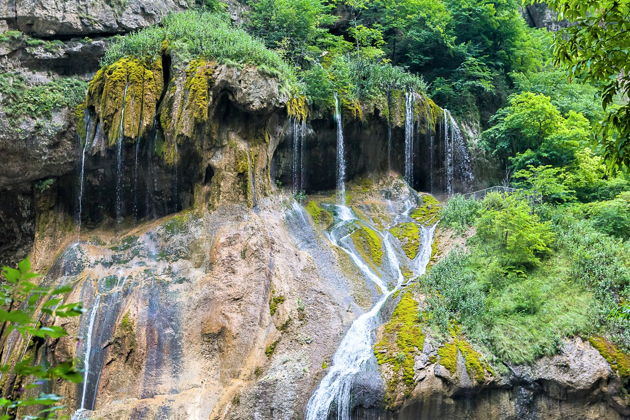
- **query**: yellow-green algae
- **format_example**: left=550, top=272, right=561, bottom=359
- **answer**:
left=287, top=95, right=308, bottom=121
left=390, top=222, right=421, bottom=260
left=589, top=336, right=630, bottom=377
left=350, top=222, right=384, bottom=271
left=437, top=324, right=494, bottom=382
left=269, top=294, right=285, bottom=316
left=87, top=57, right=163, bottom=145
left=374, top=292, right=425, bottom=406
left=305, top=200, right=333, bottom=227
left=410, top=194, right=441, bottom=225
left=184, top=59, right=216, bottom=121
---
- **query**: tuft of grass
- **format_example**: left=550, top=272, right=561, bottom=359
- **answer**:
left=265, top=339, right=279, bottom=357
left=269, top=294, right=285, bottom=316
left=439, top=194, right=481, bottom=233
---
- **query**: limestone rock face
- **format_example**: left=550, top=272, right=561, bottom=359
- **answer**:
left=522, top=3, right=570, bottom=31
left=1, top=0, right=190, bottom=37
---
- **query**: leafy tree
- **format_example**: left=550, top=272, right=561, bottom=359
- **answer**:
left=482, top=92, right=564, bottom=165
left=513, top=165, right=575, bottom=203
left=534, top=0, right=630, bottom=169
left=474, top=193, right=555, bottom=267
left=0, top=259, right=83, bottom=419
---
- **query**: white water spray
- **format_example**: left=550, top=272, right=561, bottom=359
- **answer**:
left=404, top=91, right=415, bottom=186
left=334, top=93, right=346, bottom=204
left=79, top=295, right=101, bottom=410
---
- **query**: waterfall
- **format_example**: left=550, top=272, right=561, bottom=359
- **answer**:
left=115, top=85, right=128, bottom=224
left=291, top=118, right=307, bottom=193
left=334, top=93, right=346, bottom=204
left=387, top=92, right=392, bottom=173
left=305, top=203, right=436, bottom=420
left=133, top=137, right=141, bottom=219
left=404, top=91, right=415, bottom=186
left=79, top=295, right=101, bottom=410
left=444, top=109, right=453, bottom=195
left=443, top=109, right=474, bottom=195
left=77, top=112, right=93, bottom=238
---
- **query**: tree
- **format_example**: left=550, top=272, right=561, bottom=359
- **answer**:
left=474, top=193, right=555, bottom=267
left=0, top=259, right=83, bottom=419
left=513, top=164, right=575, bottom=203
left=533, top=0, right=630, bottom=169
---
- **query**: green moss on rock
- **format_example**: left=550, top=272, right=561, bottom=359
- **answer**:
left=269, top=294, right=285, bottom=316
left=390, top=222, right=421, bottom=260
left=351, top=223, right=384, bottom=271
left=590, top=336, right=630, bottom=377
left=437, top=325, right=494, bottom=382
left=410, top=194, right=441, bottom=226
left=374, top=293, right=425, bottom=406
left=305, top=200, right=333, bottom=228
left=87, top=57, right=163, bottom=145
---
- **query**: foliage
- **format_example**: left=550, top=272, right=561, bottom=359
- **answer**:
left=474, top=193, right=555, bottom=268
left=0, top=73, right=87, bottom=119
left=0, top=259, right=83, bottom=419
left=534, top=0, right=630, bottom=169
left=438, top=195, right=481, bottom=233
left=513, top=165, right=574, bottom=203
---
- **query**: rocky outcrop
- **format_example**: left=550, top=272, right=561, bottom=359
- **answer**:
left=1, top=0, right=191, bottom=37
left=522, top=3, right=570, bottom=32
left=360, top=332, right=628, bottom=420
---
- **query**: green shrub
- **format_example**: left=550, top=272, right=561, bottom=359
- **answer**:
left=0, top=73, right=87, bottom=118
left=439, top=195, right=481, bottom=233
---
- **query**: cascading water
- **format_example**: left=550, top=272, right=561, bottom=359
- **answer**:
left=443, top=109, right=453, bottom=195
left=291, top=118, right=307, bottom=193
left=305, top=201, right=436, bottom=420
left=443, top=109, right=474, bottom=195
left=133, top=137, right=141, bottom=219
left=404, top=91, right=415, bottom=186
left=77, top=113, right=94, bottom=238
left=334, top=93, right=346, bottom=204
left=79, top=294, right=100, bottom=411
left=115, top=85, right=128, bottom=224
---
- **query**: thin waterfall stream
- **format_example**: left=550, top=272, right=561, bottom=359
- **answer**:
left=115, top=85, right=129, bottom=224
left=305, top=200, right=437, bottom=420
left=404, top=91, right=415, bottom=186
left=334, top=93, right=346, bottom=205
left=443, top=109, right=473, bottom=195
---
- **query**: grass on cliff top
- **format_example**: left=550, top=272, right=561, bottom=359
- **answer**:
left=102, top=11, right=297, bottom=91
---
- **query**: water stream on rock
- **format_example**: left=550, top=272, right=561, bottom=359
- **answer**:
left=443, top=109, right=473, bottom=195
left=115, top=85, right=129, bottom=223
left=77, top=113, right=93, bottom=238
left=334, top=93, right=346, bottom=205
left=291, top=117, right=307, bottom=193
left=133, top=137, right=141, bottom=219
left=79, top=294, right=100, bottom=411
left=404, top=92, right=415, bottom=186
left=305, top=201, right=436, bottom=420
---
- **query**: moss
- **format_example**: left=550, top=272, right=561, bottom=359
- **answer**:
left=236, top=149, right=250, bottom=174
left=322, top=360, right=329, bottom=369
left=265, top=339, right=279, bottom=357
left=163, top=212, right=190, bottom=235
left=437, top=325, right=494, bottom=382
left=305, top=200, right=333, bottom=228
left=87, top=57, right=163, bottom=145
left=287, top=95, right=308, bottom=121
left=589, top=336, right=630, bottom=377
left=184, top=59, right=216, bottom=122
left=390, top=222, right=421, bottom=260
left=269, top=295, right=285, bottom=316
left=437, top=342, right=458, bottom=374
left=351, top=223, right=384, bottom=271
left=410, top=194, right=441, bottom=226
left=374, top=293, right=425, bottom=406
left=75, top=102, right=87, bottom=141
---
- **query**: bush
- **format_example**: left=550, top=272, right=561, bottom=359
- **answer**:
left=439, top=194, right=481, bottom=233
left=0, top=73, right=87, bottom=118
left=474, top=193, right=555, bottom=268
